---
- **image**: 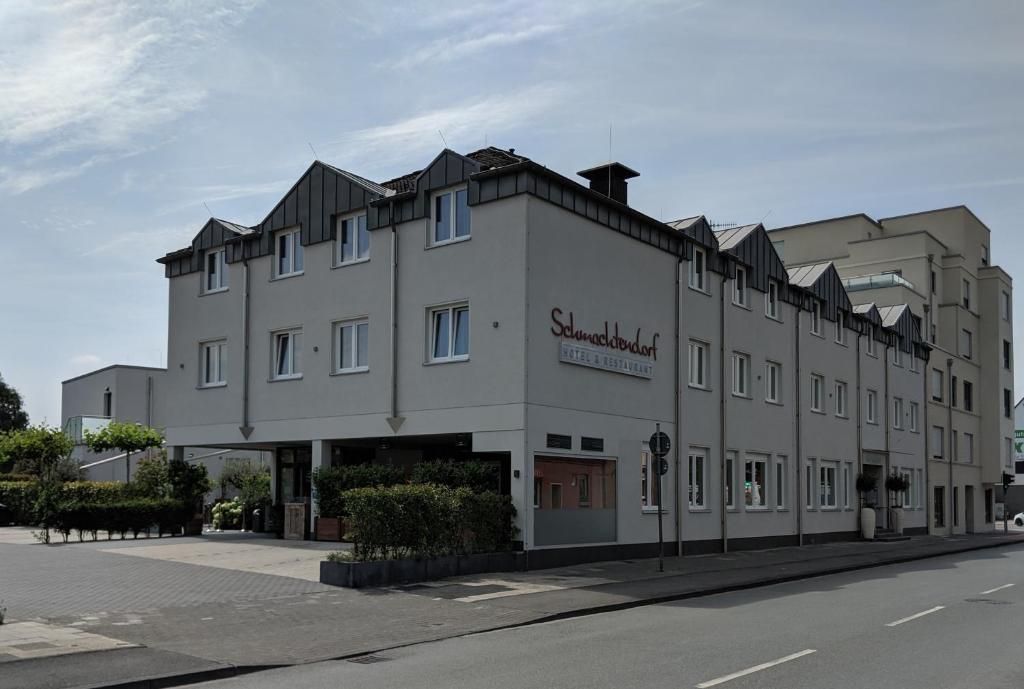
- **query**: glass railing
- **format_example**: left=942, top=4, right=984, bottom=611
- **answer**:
left=842, top=273, right=914, bottom=293
left=63, top=415, right=111, bottom=444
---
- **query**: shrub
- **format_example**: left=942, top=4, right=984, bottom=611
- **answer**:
left=54, top=498, right=188, bottom=541
left=312, top=464, right=404, bottom=518
left=343, top=484, right=516, bottom=561
left=0, top=480, right=38, bottom=524
left=410, top=459, right=500, bottom=493
left=168, top=459, right=211, bottom=513
left=212, top=498, right=244, bottom=530
left=132, top=452, right=171, bottom=499
left=885, top=472, right=911, bottom=496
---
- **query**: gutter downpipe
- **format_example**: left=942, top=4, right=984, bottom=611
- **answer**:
left=674, top=256, right=682, bottom=557
left=795, top=295, right=803, bottom=547
left=947, top=356, right=954, bottom=536
left=389, top=201, right=400, bottom=424
left=884, top=341, right=892, bottom=528
left=720, top=273, right=728, bottom=553
left=855, top=324, right=863, bottom=528
left=923, top=345, right=932, bottom=532
left=240, top=256, right=252, bottom=439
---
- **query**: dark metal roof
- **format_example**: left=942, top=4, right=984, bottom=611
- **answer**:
left=577, top=161, right=640, bottom=181
left=770, top=212, right=884, bottom=233
left=380, top=171, right=419, bottom=193
left=379, top=147, right=526, bottom=194
left=714, top=224, right=759, bottom=252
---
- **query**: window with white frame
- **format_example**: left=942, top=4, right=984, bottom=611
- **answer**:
left=726, top=451, right=736, bottom=509
left=963, top=432, right=974, bottom=463
left=901, top=470, right=913, bottom=508
left=765, top=280, right=779, bottom=319
left=275, top=228, right=303, bottom=277
left=336, top=213, right=369, bottom=265
left=641, top=443, right=660, bottom=510
left=843, top=463, right=851, bottom=509
left=810, top=301, right=822, bottom=335
left=931, top=368, right=944, bottom=401
left=982, top=244, right=989, bottom=266
left=867, top=389, right=878, bottom=424
left=867, top=326, right=877, bottom=356
left=892, top=397, right=904, bottom=429
left=819, top=462, right=837, bottom=509
left=429, top=303, right=469, bottom=362
left=732, top=266, right=748, bottom=306
left=204, top=248, right=228, bottom=293
left=200, top=340, right=226, bottom=387
left=272, top=329, right=302, bottom=379
left=745, top=455, right=768, bottom=508
left=688, top=448, right=707, bottom=509
left=909, top=354, right=918, bottom=373
left=962, top=278, right=971, bottom=309
left=909, top=401, right=919, bottom=432
left=932, top=425, right=944, bottom=458
left=892, top=346, right=904, bottom=367
left=835, top=380, right=848, bottom=417
left=689, top=247, right=706, bottom=291
left=334, top=319, right=369, bottom=373
left=916, top=469, right=924, bottom=508
left=835, top=310, right=847, bottom=345
left=732, top=352, right=751, bottom=397
left=810, top=373, right=824, bottom=412
left=765, top=361, right=781, bottom=403
left=688, top=340, right=709, bottom=388
left=431, top=187, right=470, bottom=245
left=1002, top=290, right=1011, bottom=321
left=805, top=460, right=815, bottom=509
left=960, top=328, right=972, bottom=359
left=775, top=456, right=787, bottom=509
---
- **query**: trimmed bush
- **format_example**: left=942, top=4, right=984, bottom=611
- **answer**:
left=0, top=480, right=38, bottom=524
left=410, top=459, right=499, bottom=493
left=53, top=498, right=189, bottom=542
left=344, top=484, right=515, bottom=561
left=312, top=464, right=404, bottom=518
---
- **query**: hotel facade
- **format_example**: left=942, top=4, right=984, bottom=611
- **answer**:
left=157, top=147, right=1003, bottom=564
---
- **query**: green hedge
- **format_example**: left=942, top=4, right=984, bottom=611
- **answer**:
left=0, top=480, right=37, bottom=524
left=0, top=480, right=131, bottom=526
left=344, top=484, right=515, bottom=561
left=409, top=459, right=500, bottom=493
left=312, top=464, right=405, bottom=518
left=52, top=498, right=190, bottom=542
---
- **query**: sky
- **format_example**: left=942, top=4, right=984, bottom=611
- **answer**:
left=1, top=0, right=1022, bottom=425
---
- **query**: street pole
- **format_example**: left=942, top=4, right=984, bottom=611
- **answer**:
left=657, top=423, right=664, bottom=573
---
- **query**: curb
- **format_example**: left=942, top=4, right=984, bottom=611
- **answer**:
left=75, top=536, right=1024, bottom=689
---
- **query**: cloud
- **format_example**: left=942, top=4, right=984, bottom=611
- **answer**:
left=70, top=354, right=102, bottom=368
left=385, top=23, right=562, bottom=70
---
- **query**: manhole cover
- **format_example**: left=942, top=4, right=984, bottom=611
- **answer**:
left=964, top=598, right=1012, bottom=605
left=348, top=654, right=392, bottom=664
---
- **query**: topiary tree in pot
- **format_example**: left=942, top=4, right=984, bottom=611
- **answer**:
left=885, top=472, right=911, bottom=535
left=856, top=473, right=878, bottom=540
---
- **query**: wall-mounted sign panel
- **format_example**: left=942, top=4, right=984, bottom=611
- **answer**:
left=559, top=341, right=654, bottom=379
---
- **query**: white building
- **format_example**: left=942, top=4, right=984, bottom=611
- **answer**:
left=156, top=147, right=944, bottom=564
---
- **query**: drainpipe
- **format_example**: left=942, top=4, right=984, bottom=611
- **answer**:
left=923, top=347, right=932, bottom=532
left=794, top=296, right=803, bottom=546
left=674, top=256, right=682, bottom=557
left=239, top=256, right=253, bottom=439
left=884, top=342, right=891, bottom=528
left=855, top=326, right=863, bottom=524
left=387, top=201, right=402, bottom=432
left=947, top=356, right=954, bottom=535
left=719, top=273, right=728, bottom=553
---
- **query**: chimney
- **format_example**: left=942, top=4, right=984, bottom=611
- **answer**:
left=577, top=162, right=639, bottom=205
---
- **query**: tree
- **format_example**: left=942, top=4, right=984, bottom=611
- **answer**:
left=84, top=422, right=164, bottom=482
left=132, top=450, right=171, bottom=499
left=0, top=373, right=29, bottom=433
left=0, top=425, right=77, bottom=479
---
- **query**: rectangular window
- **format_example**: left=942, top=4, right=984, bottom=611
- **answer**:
left=810, top=301, right=822, bottom=335
left=689, top=247, right=706, bottom=291
left=765, top=361, right=781, bottom=403
left=901, top=470, right=913, bottom=508
left=934, top=486, right=945, bottom=527
left=1005, top=388, right=1013, bottom=418
left=931, top=270, right=936, bottom=294
left=641, top=447, right=654, bottom=509
left=688, top=449, right=707, bottom=509
left=688, top=340, right=708, bottom=388
left=960, top=329, right=972, bottom=359
left=577, top=474, right=590, bottom=507
left=810, top=374, right=824, bottom=412
left=204, top=248, right=228, bottom=292
left=732, top=352, right=750, bottom=397
left=337, top=213, right=369, bottom=264
left=931, top=369, right=944, bottom=402
left=909, top=401, right=919, bottom=432
left=932, top=425, right=944, bottom=458
left=732, top=266, right=748, bottom=307
left=835, top=380, right=848, bottom=417
left=272, top=329, right=302, bottom=379
left=982, top=245, right=989, bottom=266
left=820, top=463, right=837, bottom=509
left=843, top=463, right=851, bottom=509
left=963, top=381, right=973, bottom=412
left=201, top=340, right=226, bottom=387
left=962, top=279, right=971, bottom=309
left=1002, top=291, right=1011, bottom=321
left=867, top=389, right=878, bottom=424
left=765, top=281, right=779, bottom=319
left=335, top=320, right=369, bottom=373
left=952, top=430, right=958, bottom=461
left=867, top=327, right=877, bottom=356
left=432, top=187, right=470, bottom=245
left=745, top=455, right=768, bottom=509
left=275, top=228, right=303, bottom=277
left=963, top=433, right=974, bottom=463
left=550, top=483, right=563, bottom=509
left=892, top=346, right=904, bottom=367
left=429, top=304, right=469, bottom=362
left=835, top=311, right=847, bottom=345
left=775, top=456, right=787, bottom=509
left=953, top=487, right=959, bottom=527
left=1004, top=340, right=1012, bottom=370
left=917, top=470, right=924, bottom=509
left=805, top=460, right=815, bottom=509
left=951, top=375, right=958, bottom=407
left=533, top=477, right=542, bottom=508
left=726, top=451, right=736, bottom=509
left=893, top=397, right=904, bottom=429
left=909, top=355, right=918, bottom=373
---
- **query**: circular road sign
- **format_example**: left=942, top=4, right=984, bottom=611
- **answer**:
left=649, top=431, right=671, bottom=458
left=657, top=457, right=669, bottom=476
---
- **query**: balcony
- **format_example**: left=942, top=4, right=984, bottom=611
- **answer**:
left=842, top=272, right=915, bottom=293
left=64, top=415, right=111, bottom=444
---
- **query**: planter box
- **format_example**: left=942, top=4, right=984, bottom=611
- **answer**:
left=321, top=551, right=526, bottom=588
left=314, top=516, right=345, bottom=542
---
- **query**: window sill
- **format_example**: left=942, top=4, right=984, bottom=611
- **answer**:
left=732, top=392, right=752, bottom=400
left=642, top=506, right=669, bottom=514
left=688, top=284, right=711, bottom=296
left=198, top=382, right=227, bottom=389
left=269, top=374, right=303, bottom=382
left=765, top=399, right=783, bottom=407
left=270, top=271, right=304, bottom=282
left=200, top=287, right=229, bottom=297
left=687, top=507, right=711, bottom=513
left=765, top=314, right=783, bottom=323
left=427, top=235, right=471, bottom=250
left=810, top=409, right=826, bottom=415
left=333, top=257, right=370, bottom=270
left=836, top=413, right=849, bottom=419
left=425, top=356, right=470, bottom=366
left=819, top=506, right=840, bottom=512
left=688, top=383, right=712, bottom=392
left=330, top=367, right=369, bottom=376
left=810, top=331, right=824, bottom=339
left=834, top=340, right=848, bottom=348
left=732, top=301, right=751, bottom=311
left=866, top=420, right=878, bottom=426
left=776, top=508, right=790, bottom=513
left=744, top=506, right=771, bottom=512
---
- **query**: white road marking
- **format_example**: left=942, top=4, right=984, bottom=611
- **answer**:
left=695, top=649, right=817, bottom=688
left=885, top=605, right=945, bottom=627
left=980, top=583, right=1015, bottom=595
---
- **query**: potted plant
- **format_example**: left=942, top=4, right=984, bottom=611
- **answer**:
left=312, top=467, right=346, bottom=542
left=856, top=473, right=878, bottom=539
left=885, top=472, right=911, bottom=535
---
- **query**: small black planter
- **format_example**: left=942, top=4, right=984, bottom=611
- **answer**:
left=320, top=551, right=526, bottom=588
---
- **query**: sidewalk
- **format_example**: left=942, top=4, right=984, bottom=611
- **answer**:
left=4, top=531, right=1023, bottom=689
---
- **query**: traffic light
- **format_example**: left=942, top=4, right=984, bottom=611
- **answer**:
left=1002, top=472, right=1015, bottom=491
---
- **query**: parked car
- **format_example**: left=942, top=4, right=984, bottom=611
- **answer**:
left=1014, top=512, right=1024, bottom=527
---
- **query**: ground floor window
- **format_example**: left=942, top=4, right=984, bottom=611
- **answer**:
left=641, top=444, right=657, bottom=509
left=901, top=470, right=913, bottom=508
left=726, top=451, right=736, bottom=509
left=277, top=447, right=311, bottom=503
left=953, top=487, right=959, bottom=527
left=985, top=488, right=993, bottom=523
left=842, top=463, right=851, bottom=509
left=775, top=456, right=787, bottom=509
left=805, top=460, right=815, bottom=509
left=745, top=455, right=768, bottom=508
left=934, top=486, right=945, bottom=527
left=689, top=448, right=707, bottom=509
left=534, top=456, right=616, bottom=546
left=820, top=462, right=837, bottom=509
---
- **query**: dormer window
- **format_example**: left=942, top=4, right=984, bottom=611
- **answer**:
left=765, top=281, right=779, bottom=319
left=810, top=301, right=822, bottom=336
left=205, top=248, right=228, bottom=293
left=431, top=187, right=470, bottom=245
left=732, top=266, right=748, bottom=307
left=337, top=213, right=369, bottom=265
left=275, top=228, right=303, bottom=278
left=835, top=311, right=847, bottom=345
left=689, top=247, right=706, bottom=292
left=867, top=326, right=877, bottom=356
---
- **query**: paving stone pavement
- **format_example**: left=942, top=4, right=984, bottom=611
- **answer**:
left=0, top=622, right=135, bottom=661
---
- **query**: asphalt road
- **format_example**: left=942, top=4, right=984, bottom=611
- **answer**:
left=194, top=543, right=1024, bottom=689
